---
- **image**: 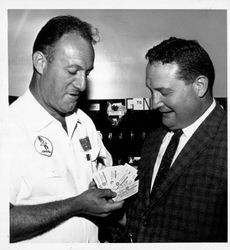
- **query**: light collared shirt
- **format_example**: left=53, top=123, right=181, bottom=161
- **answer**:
left=151, top=99, right=216, bottom=190
left=8, top=90, right=112, bottom=243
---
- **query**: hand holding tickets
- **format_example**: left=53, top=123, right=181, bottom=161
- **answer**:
left=92, top=163, right=139, bottom=201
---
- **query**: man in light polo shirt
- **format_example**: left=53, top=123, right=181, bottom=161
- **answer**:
left=8, top=15, right=124, bottom=243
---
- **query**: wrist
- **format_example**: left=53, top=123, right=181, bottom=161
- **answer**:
left=67, top=195, right=84, bottom=217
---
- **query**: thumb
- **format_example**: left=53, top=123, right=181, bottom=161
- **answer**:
left=98, top=188, right=117, bottom=199
left=89, top=180, right=97, bottom=189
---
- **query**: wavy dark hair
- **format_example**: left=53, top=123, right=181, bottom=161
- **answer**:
left=33, top=15, right=99, bottom=61
left=145, top=37, right=215, bottom=93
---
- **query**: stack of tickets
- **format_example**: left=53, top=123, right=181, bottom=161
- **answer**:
left=92, top=163, right=139, bottom=201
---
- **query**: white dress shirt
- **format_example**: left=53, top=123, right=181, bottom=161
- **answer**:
left=151, top=99, right=216, bottom=190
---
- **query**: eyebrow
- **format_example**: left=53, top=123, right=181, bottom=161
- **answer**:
left=68, top=64, right=94, bottom=72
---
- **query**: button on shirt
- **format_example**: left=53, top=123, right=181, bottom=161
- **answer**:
left=8, top=90, right=112, bottom=243
left=151, top=99, right=216, bottom=190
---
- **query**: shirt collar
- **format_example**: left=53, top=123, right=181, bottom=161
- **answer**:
left=182, top=98, right=216, bottom=138
left=22, top=90, right=80, bottom=132
left=65, top=109, right=82, bottom=136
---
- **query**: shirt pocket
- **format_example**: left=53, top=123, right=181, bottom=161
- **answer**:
left=23, top=157, right=73, bottom=201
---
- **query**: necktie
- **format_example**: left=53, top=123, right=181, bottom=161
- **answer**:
left=152, top=129, right=183, bottom=191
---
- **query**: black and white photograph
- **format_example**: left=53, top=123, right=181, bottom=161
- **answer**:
left=0, top=1, right=229, bottom=250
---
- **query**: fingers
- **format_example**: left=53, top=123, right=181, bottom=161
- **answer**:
left=97, top=188, right=117, bottom=199
left=88, top=180, right=97, bottom=189
left=73, top=188, right=124, bottom=218
left=118, top=213, right=127, bottom=226
left=95, top=200, right=124, bottom=217
left=96, top=189, right=125, bottom=209
left=93, top=188, right=125, bottom=212
left=107, top=200, right=124, bottom=211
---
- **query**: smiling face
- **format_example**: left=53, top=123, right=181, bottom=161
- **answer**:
left=146, top=62, right=203, bottom=130
left=35, top=32, right=94, bottom=119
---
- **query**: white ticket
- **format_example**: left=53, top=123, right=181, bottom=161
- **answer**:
left=92, top=164, right=139, bottom=201
left=113, top=180, right=139, bottom=202
left=93, top=171, right=108, bottom=188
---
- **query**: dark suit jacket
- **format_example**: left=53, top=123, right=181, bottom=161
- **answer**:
left=116, top=103, right=227, bottom=242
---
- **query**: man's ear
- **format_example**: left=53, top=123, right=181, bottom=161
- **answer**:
left=32, top=51, right=47, bottom=74
left=193, top=75, right=209, bottom=97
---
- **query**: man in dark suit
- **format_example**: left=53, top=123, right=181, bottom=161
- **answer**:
left=110, top=37, right=227, bottom=242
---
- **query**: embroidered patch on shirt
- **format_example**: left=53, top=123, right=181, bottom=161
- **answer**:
left=34, top=135, right=53, bottom=157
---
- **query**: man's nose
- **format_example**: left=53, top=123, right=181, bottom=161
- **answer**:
left=152, top=91, right=163, bottom=110
left=72, top=72, right=87, bottom=92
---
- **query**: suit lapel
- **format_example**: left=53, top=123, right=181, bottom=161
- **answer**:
left=137, top=128, right=167, bottom=206
left=147, top=104, right=225, bottom=209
